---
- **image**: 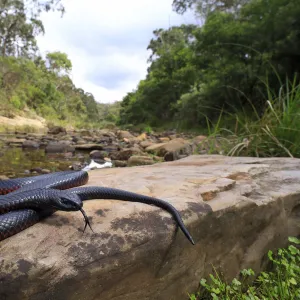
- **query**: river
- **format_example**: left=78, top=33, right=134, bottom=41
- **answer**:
left=0, top=140, right=89, bottom=178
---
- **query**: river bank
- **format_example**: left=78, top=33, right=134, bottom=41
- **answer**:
left=0, top=127, right=220, bottom=178
left=0, top=114, right=47, bottom=134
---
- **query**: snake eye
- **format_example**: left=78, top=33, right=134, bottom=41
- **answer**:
left=60, top=198, right=70, bottom=204
left=60, top=197, right=81, bottom=210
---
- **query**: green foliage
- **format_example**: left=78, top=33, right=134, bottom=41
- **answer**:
left=143, top=125, right=153, bottom=134
left=190, top=237, right=300, bottom=299
left=172, top=0, right=249, bottom=16
left=0, top=0, right=120, bottom=130
left=120, top=0, right=300, bottom=141
left=0, top=54, right=118, bottom=127
left=119, top=25, right=197, bottom=127
left=203, top=76, right=300, bottom=158
left=0, top=0, right=64, bottom=57
left=46, top=51, right=72, bottom=74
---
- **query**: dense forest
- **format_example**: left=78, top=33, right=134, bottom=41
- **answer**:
left=119, top=0, right=300, bottom=131
left=0, top=0, right=119, bottom=128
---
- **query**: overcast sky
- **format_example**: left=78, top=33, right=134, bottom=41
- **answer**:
left=36, top=0, right=197, bottom=103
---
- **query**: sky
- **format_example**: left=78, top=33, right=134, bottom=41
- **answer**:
left=36, top=0, right=197, bottom=103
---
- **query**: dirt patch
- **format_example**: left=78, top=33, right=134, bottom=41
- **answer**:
left=0, top=115, right=47, bottom=133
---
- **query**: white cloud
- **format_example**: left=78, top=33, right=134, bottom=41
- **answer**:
left=36, top=0, right=196, bottom=103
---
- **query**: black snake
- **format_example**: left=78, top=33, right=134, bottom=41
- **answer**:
left=0, top=170, right=195, bottom=244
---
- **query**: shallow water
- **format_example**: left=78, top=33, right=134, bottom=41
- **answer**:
left=0, top=146, right=89, bottom=178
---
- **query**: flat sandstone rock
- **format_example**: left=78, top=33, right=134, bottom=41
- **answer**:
left=1, top=155, right=300, bottom=300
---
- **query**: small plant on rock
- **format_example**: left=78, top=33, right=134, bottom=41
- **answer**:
left=189, top=237, right=300, bottom=299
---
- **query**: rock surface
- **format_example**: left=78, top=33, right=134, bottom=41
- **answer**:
left=127, top=155, right=155, bottom=166
left=0, top=115, right=47, bottom=133
left=1, top=155, right=300, bottom=300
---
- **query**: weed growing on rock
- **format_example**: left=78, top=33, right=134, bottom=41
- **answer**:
left=189, top=236, right=300, bottom=299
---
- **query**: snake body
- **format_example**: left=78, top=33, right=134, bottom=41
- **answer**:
left=0, top=170, right=195, bottom=245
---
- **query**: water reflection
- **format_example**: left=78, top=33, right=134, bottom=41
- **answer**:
left=0, top=147, right=88, bottom=178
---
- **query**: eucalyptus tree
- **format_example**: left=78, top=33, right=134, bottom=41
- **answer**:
left=0, top=0, right=64, bottom=57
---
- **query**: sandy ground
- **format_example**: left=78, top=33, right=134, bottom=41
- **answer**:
left=0, top=115, right=47, bottom=132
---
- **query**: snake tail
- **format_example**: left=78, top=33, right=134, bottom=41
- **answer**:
left=69, top=186, right=195, bottom=245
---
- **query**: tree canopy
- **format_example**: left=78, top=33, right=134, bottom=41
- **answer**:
left=119, top=0, right=300, bottom=129
left=0, top=0, right=117, bottom=128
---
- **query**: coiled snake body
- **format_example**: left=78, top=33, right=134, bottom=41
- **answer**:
left=0, top=170, right=195, bottom=244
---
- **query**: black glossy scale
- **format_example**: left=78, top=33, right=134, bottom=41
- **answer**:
left=0, top=171, right=195, bottom=245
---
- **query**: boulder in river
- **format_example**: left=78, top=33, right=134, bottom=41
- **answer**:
left=5, top=138, right=26, bottom=146
left=22, top=140, right=40, bottom=149
left=117, top=130, right=134, bottom=139
left=145, top=138, right=192, bottom=159
left=139, top=140, right=153, bottom=149
left=110, top=147, right=142, bottom=160
left=45, top=142, right=75, bottom=154
left=127, top=155, right=155, bottom=166
left=113, top=160, right=128, bottom=167
left=47, top=125, right=66, bottom=135
left=89, top=150, right=107, bottom=160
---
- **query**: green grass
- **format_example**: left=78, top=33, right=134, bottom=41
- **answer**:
left=194, top=76, right=300, bottom=158
left=0, top=123, right=44, bottom=134
left=189, top=237, right=300, bottom=300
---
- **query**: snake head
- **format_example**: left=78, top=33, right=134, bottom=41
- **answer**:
left=52, top=191, right=83, bottom=211
left=51, top=190, right=93, bottom=233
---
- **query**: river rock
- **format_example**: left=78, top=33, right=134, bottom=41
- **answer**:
left=117, top=130, right=134, bottom=139
left=69, top=162, right=83, bottom=170
left=193, top=135, right=207, bottom=144
left=89, top=150, right=107, bottom=160
left=127, top=155, right=155, bottom=166
left=74, top=139, right=87, bottom=145
left=98, top=129, right=116, bottom=138
left=58, top=136, right=73, bottom=142
left=110, top=147, right=142, bottom=160
left=159, top=137, right=170, bottom=143
left=140, top=140, right=153, bottom=148
left=169, top=134, right=177, bottom=140
left=102, top=145, right=120, bottom=153
left=81, top=136, right=96, bottom=142
left=164, top=152, right=190, bottom=162
left=114, top=160, right=128, bottom=167
left=136, top=132, right=147, bottom=141
left=97, top=136, right=112, bottom=144
left=145, top=138, right=192, bottom=158
left=2, top=156, right=300, bottom=299
left=45, top=142, right=75, bottom=153
left=5, top=138, right=26, bottom=145
left=29, top=167, right=51, bottom=174
left=22, top=140, right=40, bottom=149
left=78, top=129, right=94, bottom=137
left=75, top=144, right=103, bottom=151
left=47, top=125, right=66, bottom=135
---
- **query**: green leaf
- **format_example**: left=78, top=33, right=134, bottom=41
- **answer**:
left=232, top=278, right=242, bottom=286
left=200, top=278, right=207, bottom=286
left=289, top=237, right=300, bottom=245
left=212, top=288, right=221, bottom=294
left=289, top=245, right=299, bottom=255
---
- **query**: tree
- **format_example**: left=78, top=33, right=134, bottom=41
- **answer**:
left=172, top=0, right=249, bottom=16
left=46, top=51, right=72, bottom=75
left=0, top=0, right=64, bottom=57
left=119, top=25, right=197, bottom=126
left=120, top=0, right=300, bottom=129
